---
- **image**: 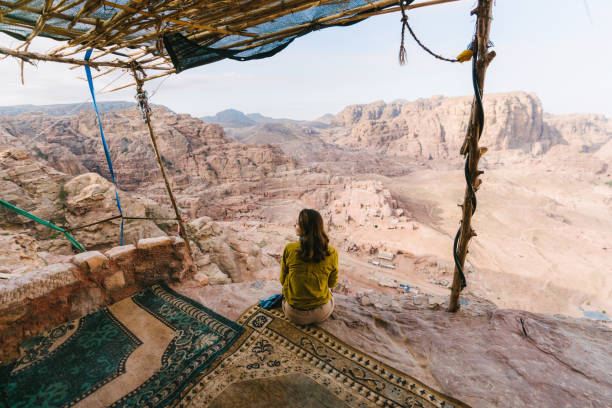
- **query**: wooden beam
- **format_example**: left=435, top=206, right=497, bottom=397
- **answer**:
left=0, top=45, right=129, bottom=68
left=447, top=0, right=495, bottom=313
left=0, top=14, right=79, bottom=39
left=21, top=0, right=53, bottom=46
left=103, top=69, right=174, bottom=92
left=131, top=68, right=194, bottom=267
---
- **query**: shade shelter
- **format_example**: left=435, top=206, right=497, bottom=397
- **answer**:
left=0, top=0, right=495, bottom=311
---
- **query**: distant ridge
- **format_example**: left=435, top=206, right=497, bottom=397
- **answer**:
left=201, top=109, right=307, bottom=128
left=201, top=109, right=257, bottom=128
left=0, top=101, right=136, bottom=117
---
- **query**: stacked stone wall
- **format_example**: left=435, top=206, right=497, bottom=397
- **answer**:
left=0, top=236, right=194, bottom=363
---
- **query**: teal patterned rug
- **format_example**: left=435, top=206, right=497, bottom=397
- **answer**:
left=4, top=283, right=244, bottom=408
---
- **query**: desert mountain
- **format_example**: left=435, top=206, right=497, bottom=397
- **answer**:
left=201, top=109, right=258, bottom=128
left=217, top=91, right=610, bottom=166
left=1, top=92, right=610, bottom=321
left=201, top=108, right=308, bottom=128
left=0, top=106, right=295, bottom=192
left=330, top=92, right=558, bottom=157
left=0, top=101, right=135, bottom=117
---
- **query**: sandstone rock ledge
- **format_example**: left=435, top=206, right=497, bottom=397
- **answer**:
left=175, top=281, right=612, bottom=408
left=0, top=236, right=193, bottom=363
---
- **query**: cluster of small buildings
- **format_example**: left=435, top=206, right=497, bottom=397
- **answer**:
left=368, top=251, right=396, bottom=269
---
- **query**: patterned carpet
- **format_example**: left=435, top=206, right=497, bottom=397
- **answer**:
left=175, top=305, right=470, bottom=408
left=5, top=287, right=470, bottom=408
left=5, top=283, right=244, bottom=408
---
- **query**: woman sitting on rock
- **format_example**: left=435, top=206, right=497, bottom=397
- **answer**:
left=280, top=209, right=338, bottom=325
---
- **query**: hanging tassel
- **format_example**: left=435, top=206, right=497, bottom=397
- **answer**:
left=399, top=23, right=407, bottom=65
left=399, top=45, right=407, bottom=66
left=398, top=0, right=410, bottom=65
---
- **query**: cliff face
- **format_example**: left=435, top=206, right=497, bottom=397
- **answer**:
left=3, top=93, right=609, bottom=194
left=0, top=147, right=169, bottom=271
left=0, top=107, right=296, bottom=191
left=544, top=112, right=611, bottom=150
left=328, top=91, right=610, bottom=158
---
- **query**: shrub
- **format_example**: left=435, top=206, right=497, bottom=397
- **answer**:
left=58, top=185, right=68, bottom=204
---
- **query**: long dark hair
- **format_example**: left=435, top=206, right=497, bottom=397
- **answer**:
left=297, top=209, right=331, bottom=263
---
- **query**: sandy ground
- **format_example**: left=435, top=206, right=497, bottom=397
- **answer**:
left=345, top=168, right=612, bottom=318
left=234, top=163, right=611, bottom=319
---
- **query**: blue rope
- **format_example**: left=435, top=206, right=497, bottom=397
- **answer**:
left=84, top=49, right=124, bottom=245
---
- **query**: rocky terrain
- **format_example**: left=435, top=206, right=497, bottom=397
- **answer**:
left=175, top=280, right=612, bottom=408
left=0, top=147, right=169, bottom=267
left=1, top=92, right=611, bottom=322
left=0, top=106, right=295, bottom=192
left=206, top=92, right=612, bottom=319
left=221, top=92, right=610, bottom=164
left=1, top=92, right=611, bottom=407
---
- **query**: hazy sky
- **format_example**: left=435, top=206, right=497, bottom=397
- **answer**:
left=1, top=0, right=610, bottom=120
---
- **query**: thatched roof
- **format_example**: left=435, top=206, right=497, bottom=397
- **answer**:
left=0, top=0, right=457, bottom=87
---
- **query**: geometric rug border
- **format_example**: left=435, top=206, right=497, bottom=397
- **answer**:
left=237, top=303, right=471, bottom=408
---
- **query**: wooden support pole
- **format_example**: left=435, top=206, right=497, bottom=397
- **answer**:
left=447, top=0, right=495, bottom=312
left=131, top=68, right=194, bottom=266
left=0, top=45, right=128, bottom=68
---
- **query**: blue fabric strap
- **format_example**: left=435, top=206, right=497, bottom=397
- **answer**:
left=84, top=49, right=124, bottom=245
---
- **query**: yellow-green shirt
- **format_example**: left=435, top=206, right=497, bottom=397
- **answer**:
left=280, top=242, right=338, bottom=309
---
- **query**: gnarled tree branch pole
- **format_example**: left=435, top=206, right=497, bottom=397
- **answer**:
left=131, top=67, right=194, bottom=267
left=447, top=0, right=495, bottom=312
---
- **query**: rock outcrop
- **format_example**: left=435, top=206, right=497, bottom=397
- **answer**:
left=544, top=112, right=611, bottom=150
left=328, top=92, right=610, bottom=159
left=189, top=217, right=282, bottom=283
left=0, top=107, right=296, bottom=191
left=62, top=172, right=167, bottom=250
left=176, top=280, right=612, bottom=408
left=0, top=146, right=172, bottom=270
left=0, top=233, right=46, bottom=275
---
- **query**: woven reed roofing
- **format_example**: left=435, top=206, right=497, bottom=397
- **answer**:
left=0, top=0, right=457, bottom=85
